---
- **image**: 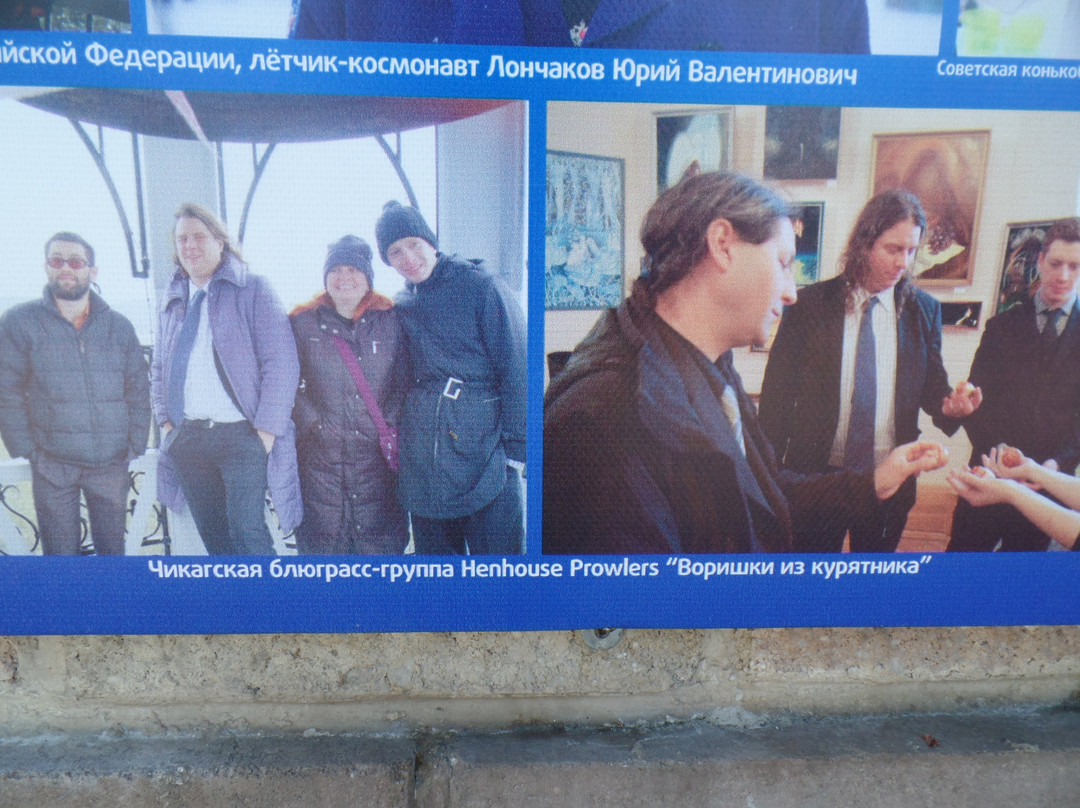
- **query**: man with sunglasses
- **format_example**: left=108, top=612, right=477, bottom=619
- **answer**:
left=0, top=232, right=150, bottom=554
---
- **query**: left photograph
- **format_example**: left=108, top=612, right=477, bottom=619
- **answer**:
left=0, top=88, right=528, bottom=558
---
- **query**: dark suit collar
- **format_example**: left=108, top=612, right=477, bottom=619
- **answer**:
left=1012, top=296, right=1080, bottom=349
left=894, top=288, right=921, bottom=418
left=1064, top=303, right=1080, bottom=335
left=1034, top=290, right=1077, bottom=318
left=623, top=284, right=777, bottom=524
left=819, top=276, right=849, bottom=386
left=1015, top=297, right=1042, bottom=340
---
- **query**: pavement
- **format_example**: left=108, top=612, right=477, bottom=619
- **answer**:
left=2, top=707, right=1079, bottom=806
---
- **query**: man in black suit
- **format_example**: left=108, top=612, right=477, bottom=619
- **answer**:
left=760, top=190, right=980, bottom=552
left=948, top=217, right=1080, bottom=551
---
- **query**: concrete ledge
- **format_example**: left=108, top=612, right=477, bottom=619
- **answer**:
left=0, top=733, right=416, bottom=807
left=416, top=708, right=1080, bottom=808
left=3, top=709, right=1080, bottom=807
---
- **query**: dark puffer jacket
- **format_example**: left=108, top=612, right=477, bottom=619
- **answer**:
left=0, top=288, right=150, bottom=467
left=290, top=292, right=410, bottom=554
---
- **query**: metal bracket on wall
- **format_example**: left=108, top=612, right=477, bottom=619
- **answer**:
left=580, top=628, right=624, bottom=651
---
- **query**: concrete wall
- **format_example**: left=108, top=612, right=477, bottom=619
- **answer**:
left=0, top=627, right=1078, bottom=736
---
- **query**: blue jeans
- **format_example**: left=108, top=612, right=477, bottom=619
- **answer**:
left=166, top=420, right=275, bottom=555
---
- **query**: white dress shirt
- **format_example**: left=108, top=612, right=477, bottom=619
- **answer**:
left=830, top=285, right=898, bottom=468
left=182, top=282, right=246, bottom=423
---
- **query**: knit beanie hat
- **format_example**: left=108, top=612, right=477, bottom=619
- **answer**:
left=375, top=201, right=437, bottom=264
left=323, top=235, right=374, bottom=287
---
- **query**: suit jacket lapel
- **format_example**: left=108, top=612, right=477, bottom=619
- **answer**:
left=1050, top=304, right=1080, bottom=372
left=821, top=279, right=847, bottom=428
left=894, top=285, right=919, bottom=425
left=692, top=368, right=776, bottom=521
left=740, top=403, right=793, bottom=551
left=1019, top=299, right=1041, bottom=346
left=634, top=326, right=776, bottom=524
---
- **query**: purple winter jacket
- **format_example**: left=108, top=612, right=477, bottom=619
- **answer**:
left=150, top=253, right=303, bottom=533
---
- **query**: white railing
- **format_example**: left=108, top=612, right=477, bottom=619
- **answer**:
left=0, top=450, right=295, bottom=556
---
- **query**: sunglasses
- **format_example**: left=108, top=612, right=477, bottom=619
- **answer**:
left=47, top=256, right=90, bottom=270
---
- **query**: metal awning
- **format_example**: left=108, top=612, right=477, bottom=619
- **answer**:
left=11, top=89, right=511, bottom=278
left=20, top=89, right=511, bottom=143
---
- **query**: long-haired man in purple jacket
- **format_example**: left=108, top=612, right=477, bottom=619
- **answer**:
left=151, top=203, right=301, bottom=555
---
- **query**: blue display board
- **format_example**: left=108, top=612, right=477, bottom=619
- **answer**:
left=2, top=0, right=1080, bottom=633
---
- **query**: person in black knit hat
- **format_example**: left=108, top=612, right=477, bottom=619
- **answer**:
left=375, top=201, right=527, bottom=555
left=288, top=234, right=410, bottom=555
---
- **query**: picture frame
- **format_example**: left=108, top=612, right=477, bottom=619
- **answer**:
left=941, top=301, right=983, bottom=329
left=871, top=130, right=991, bottom=288
left=793, top=202, right=824, bottom=286
left=655, top=109, right=733, bottom=192
left=763, top=106, right=841, bottom=180
left=545, top=150, right=625, bottom=310
left=752, top=202, right=824, bottom=353
left=997, top=219, right=1058, bottom=314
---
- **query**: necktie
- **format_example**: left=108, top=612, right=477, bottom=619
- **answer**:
left=1040, top=307, right=1062, bottom=354
left=720, top=384, right=746, bottom=457
left=844, top=296, right=878, bottom=472
left=166, top=288, right=206, bottom=426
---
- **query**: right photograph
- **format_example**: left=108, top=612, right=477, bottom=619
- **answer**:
left=543, top=101, right=1080, bottom=556
left=956, top=0, right=1080, bottom=60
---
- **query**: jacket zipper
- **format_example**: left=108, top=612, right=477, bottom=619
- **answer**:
left=433, top=392, right=442, bottom=461
left=75, top=326, right=102, bottom=460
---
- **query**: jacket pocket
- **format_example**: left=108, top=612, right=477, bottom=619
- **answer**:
left=436, top=395, right=502, bottom=492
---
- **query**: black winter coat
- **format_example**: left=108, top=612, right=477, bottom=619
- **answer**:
left=395, top=254, right=527, bottom=519
left=544, top=280, right=879, bottom=555
left=0, top=289, right=150, bottom=467
left=290, top=294, right=410, bottom=554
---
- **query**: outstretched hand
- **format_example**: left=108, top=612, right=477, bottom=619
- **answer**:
left=947, top=466, right=1019, bottom=508
left=941, top=381, right=982, bottom=418
left=982, top=444, right=1060, bottom=489
left=874, top=441, right=948, bottom=500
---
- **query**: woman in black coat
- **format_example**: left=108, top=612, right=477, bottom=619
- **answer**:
left=290, top=236, right=410, bottom=554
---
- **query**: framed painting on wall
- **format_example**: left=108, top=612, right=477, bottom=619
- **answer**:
left=763, top=106, right=841, bottom=180
left=793, top=202, right=824, bottom=286
left=656, top=109, right=733, bottom=192
left=997, top=219, right=1057, bottom=314
left=545, top=150, right=625, bottom=310
left=871, top=130, right=990, bottom=287
left=751, top=203, right=823, bottom=353
left=941, top=301, right=983, bottom=329
left=756, top=202, right=820, bottom=349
